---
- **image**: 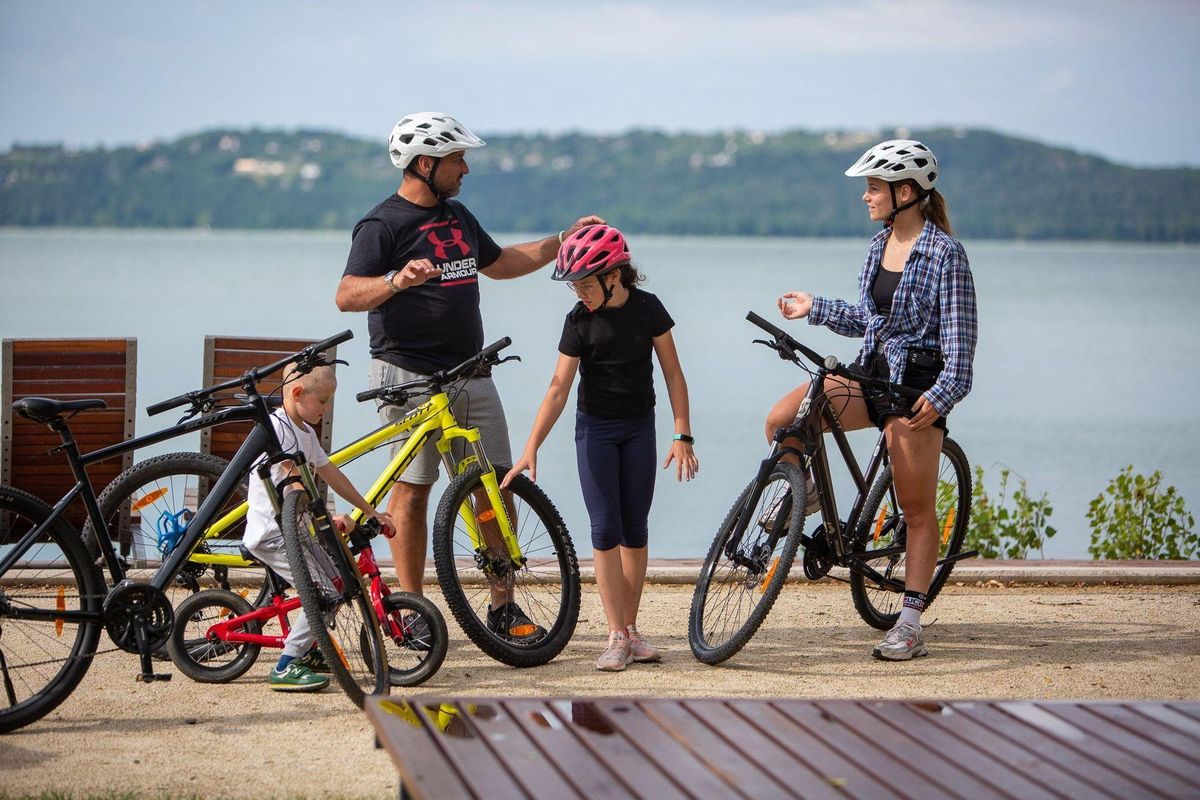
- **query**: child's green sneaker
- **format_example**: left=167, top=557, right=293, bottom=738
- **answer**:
left=293, top=648, right=331, bottom=674
left=269, top=662, right=330, bottom=692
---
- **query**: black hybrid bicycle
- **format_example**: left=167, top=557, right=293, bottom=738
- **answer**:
left=0, top=331, right=392, bottom=732
left=689, top=312, right=974, bottom=665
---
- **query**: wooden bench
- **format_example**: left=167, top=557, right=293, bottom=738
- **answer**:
left=366, top=695, right=1200, bottom=799
left=1, top=337, right=136, bottom=529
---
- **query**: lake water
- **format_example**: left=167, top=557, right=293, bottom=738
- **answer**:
left=2, top=228, right=1197, bottom=558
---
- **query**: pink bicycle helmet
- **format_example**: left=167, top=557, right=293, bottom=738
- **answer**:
left=552, top=225, right=631, bottom=282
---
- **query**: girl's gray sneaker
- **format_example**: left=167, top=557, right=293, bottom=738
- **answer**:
left=595, top=631, right=634, bottom=672
left=625, top=624, right=661, bottom=663
left=872, top=622, right=928, bottom=661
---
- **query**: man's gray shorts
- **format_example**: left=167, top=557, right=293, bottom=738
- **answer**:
left=368, top=359, right=512, bottom=486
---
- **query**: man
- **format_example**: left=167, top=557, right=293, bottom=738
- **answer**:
left=335, top=111, right=601, bottom=641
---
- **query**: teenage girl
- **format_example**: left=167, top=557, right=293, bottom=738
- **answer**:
left=503, top=224, right=699, bottom=672
left=769, top=139, right=977, bottom=660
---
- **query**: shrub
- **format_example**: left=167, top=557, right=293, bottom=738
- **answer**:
left=1087, top=467, right=1197, bottom=559
left=964, top=465, right=1056, bottom=559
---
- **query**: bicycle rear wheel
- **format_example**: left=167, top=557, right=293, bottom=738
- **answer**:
left=281, top=490, right=388, bottom=706
left=167, top=588, right=261, bottom=683
left=0, top=485, right=104, bottom=733
left=432, top=465, right=579, bottom=668
left=689, top=462, right=807, bottom=665
left=377, top=591, right=447, bottom=687
left=849, top=436, right=971, bottom=630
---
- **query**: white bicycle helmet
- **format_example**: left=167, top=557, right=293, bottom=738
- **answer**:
left=388, top=112, right=485, bottom=170
left=844, top=139, right=938, bottom=190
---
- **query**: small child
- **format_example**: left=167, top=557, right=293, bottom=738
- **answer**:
left=503, top=224, right=699, bottom=672
left=243, top=363, right=395, bottom=691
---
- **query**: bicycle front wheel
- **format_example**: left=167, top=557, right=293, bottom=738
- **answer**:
left=167, top=588, right=261, bottom=684
left=689, top=462, right=807, bottom=665
left=280, top=491, right=388, bottom=706
left=849, top=436, right=971, bottom=630
left=432, top=465, right=579, bottom=668
left=377, top=591, right=447, bottom=687
left=0, top=485, right=104, bottom=733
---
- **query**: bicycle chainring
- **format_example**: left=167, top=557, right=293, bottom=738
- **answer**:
left=103, top=581, right=175, bottom=654
left=802, top=524, right=836, bottom=581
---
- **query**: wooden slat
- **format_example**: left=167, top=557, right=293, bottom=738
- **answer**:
left=546, top=700, right=689, bottom=800
left=505, top=698, right=636, bottom=800
left=1040, top=703, right=1200, bottom=790
left=364, top=699, right=474, bottom=800
left=776, top=700, right=959, bottom=800
left=408, top=700, right=530, bottom=800
left=592, top=699, right=751, bottom=800
left=1130, top=704, right=1200, bottom=741
left=955, top=703, right=1160, bottom=798
left=860, top=701, right=1063, bottom=799
left=460, top=701, right=581, bottom=800
left=1085, top=704, right=1200, bottom=765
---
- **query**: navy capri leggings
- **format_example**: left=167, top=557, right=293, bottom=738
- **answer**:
left=575, top=411, right=657, bottom=551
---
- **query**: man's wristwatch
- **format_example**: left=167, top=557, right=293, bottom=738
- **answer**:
left=383, top=270, right=402, bottom=293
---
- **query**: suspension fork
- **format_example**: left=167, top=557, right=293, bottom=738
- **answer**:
left=438, top=431, right=523, bottom=565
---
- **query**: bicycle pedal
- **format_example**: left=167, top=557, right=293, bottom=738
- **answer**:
left=136, top=671, right=173, bottom=683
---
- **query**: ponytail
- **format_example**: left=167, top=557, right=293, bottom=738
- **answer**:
left=618, top=262, right=645, bottom=289
left=921, top=188, right=953, bottom=236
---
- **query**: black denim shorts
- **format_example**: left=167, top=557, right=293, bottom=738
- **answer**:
left=854, top=346, right=948, bottom=432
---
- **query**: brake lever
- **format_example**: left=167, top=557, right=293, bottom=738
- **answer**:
left=495, top=355, right=521, bottom=366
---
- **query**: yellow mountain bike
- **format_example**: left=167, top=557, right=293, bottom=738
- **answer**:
left=85, top=338, right=580, bottom=668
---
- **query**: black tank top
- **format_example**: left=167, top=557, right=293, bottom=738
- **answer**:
left=872, top=267, right=903, bottom=316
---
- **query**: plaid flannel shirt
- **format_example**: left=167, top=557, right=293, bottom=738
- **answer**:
left=808, top=219, right=978, bottom=416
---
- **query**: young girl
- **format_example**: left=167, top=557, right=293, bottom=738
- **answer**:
left=770, top=139, right=977, bottom=661
left=503, top=224, right=699, bottom=672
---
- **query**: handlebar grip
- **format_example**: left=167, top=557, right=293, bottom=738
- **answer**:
left=356, top=388, right=381, bottom=403
left=480, top=336, right=512, bottom=359
left=146, top=393, right=191, bottom=417
left=311, top=329, right=354, bottom=355
left=746, top=311, right=787, bottom=340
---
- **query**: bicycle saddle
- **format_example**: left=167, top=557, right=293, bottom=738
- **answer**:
left=12, top=396, right=107, bottom=423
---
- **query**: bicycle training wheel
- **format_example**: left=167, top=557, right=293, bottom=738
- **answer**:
left=377, top=591, right=448, bottom=687
left=0, top=485, right=104, bottom=733
left=688, top=462, right=807, bottom=665
left=849, top=436, right=971, bottom=631
left=281, top=490, right=389, bottom=706
left=167, top=588, right=262, bottom=683
left=431, top=465, right=580, bottom=668
left=84, top=452, right=265, bottom=608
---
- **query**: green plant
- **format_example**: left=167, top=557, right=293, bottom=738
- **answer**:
left=1087, top=466, right=1196, bottom=559
left=964, top=465, right=1056, bottom=559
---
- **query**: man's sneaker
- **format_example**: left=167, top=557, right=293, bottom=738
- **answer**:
left=596, top=631, right=634, bottom=672
left=486, top=602, right=547, bottom=642
left=400, top=612, right=433, bottom=652
left=872, top=622, right=929, bottom=661
left=293, top=647, right=330, bottom=674
left=625, top=625, right=662, bottom=663
left=269, top=662, right=330, bottom=692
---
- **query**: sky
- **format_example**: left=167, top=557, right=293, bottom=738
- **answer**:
left=2, top=0, right=1198, bottom=167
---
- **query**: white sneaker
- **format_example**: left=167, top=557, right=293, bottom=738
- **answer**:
left=872, top=622, right=929, bottom=661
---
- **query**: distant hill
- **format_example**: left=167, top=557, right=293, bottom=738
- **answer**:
left=2, top=127, right=1198, bottom=241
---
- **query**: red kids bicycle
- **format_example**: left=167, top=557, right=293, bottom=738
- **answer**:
left=167, top=518, right=447, bottom=687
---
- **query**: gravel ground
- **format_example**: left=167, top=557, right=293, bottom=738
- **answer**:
left=1, top=583, right=1197, bottom=799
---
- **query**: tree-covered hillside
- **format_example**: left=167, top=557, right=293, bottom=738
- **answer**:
left=2, top=127, right=1197, bottom=241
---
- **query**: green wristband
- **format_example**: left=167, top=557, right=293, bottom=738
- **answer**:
left=672, top=433, right=695, bottom=444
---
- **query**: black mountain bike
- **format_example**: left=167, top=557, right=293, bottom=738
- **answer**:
left=688, top=312, right=974, bottom=665
left=0, top=331, right=390, bottom=732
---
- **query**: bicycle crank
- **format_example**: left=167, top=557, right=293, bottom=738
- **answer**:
left=802, top=523, right=836, bottom=580
left=103, top=580, right=175, bottom=656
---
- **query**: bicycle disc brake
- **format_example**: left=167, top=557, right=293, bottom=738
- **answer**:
left=473, top=547, right=515, bottom=583
left=103, top=581, right=175, bottom=654
left=802, top=523, right=836, bottom=580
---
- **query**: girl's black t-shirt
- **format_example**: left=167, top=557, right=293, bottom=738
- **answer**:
left=558, top=288, right=674, bottom=419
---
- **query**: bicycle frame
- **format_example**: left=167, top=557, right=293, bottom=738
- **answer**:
left=185, top=387, right=522, bottom=573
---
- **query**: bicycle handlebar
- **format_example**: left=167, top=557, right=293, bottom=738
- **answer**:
left=356, top=337, right=514, bottom=404
left=147, top=330, right=354, bottom=417
left=745, top=311, right=923, bottom=402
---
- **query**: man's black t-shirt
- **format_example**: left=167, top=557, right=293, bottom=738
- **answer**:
left=558, top=288, right=675, bottom=419
left=343, top=195, right=503, bottom=374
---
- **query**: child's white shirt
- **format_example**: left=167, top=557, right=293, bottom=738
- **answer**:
left=243, top=407, right=330, bottom=550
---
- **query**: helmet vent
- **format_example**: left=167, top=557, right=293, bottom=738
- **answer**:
left=928, top=171, right=937, bottom=182
left=912, top=158, right=928, bottom=168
